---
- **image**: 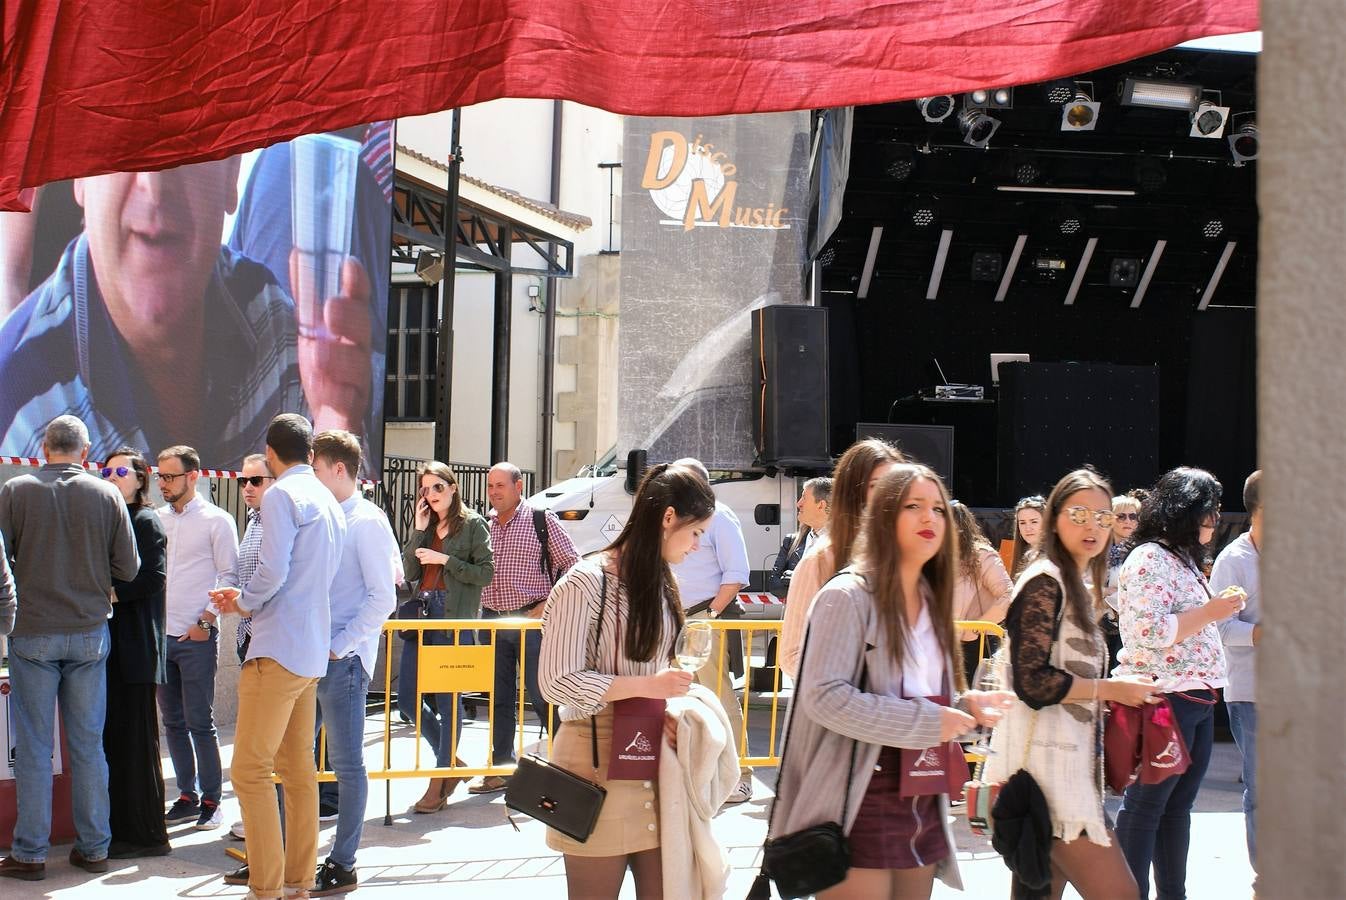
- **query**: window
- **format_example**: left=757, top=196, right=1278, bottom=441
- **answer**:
left=385, top=283, right=439, bottom=420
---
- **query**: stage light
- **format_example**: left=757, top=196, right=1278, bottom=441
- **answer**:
left=818, top=246, right=837, bottom=267
left=918, top=95, right=955, bottom=123
left=1061, top=93, right=1100, bottom=131
left=1121, top=78, right=1202, bottom=111
left=1056, top=205, right=1083, bottom=236
left=971, top=251, right=1003, bottom=282
left=1110, top=257, right=1141, bottom=287
left=1190, top=101, right=1230, bottom=138
left=1199, top=214, right=1225, bottom=239
left=1136, top=159, right=1167, bottom=194
left=1228, top=119, right=1258, bottom=165
left=882, top=142, right=916, bottom=181
left=970, top=89, right=989, bottom=106
left=1043, top=79, right=1076, bottom=105
left=993, top=88, right=1012, bottom=107
left=1015, top=160, right=1041, bottom=185
left=912, top=206, right=936, bottom=228
left=959, top=109, right=1000, bottom=148
left=966, top=88, right=1013, bottom=109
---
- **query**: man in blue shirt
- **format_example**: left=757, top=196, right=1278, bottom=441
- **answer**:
left=211, top=414, right=345, bottom=900
left=309, top=430, right=400, bottom=896
left=1212, top=469, right=1263, bottom=880
left=669, top=458, right=754, bottom=805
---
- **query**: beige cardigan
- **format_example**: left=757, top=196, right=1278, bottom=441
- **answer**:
left=768, top=573, right=966, bottom=890
left=659, top=684, right=739, bottom=899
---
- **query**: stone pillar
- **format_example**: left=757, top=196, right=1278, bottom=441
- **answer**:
left=1259, top=8, right=1346, bottom=895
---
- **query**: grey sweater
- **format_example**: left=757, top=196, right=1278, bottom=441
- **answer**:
left=0, top=463, right=140, bottom=638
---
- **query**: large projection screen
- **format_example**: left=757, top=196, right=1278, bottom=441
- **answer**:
left=0, top=123, right=394, bottom=478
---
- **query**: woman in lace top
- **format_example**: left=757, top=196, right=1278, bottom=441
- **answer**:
left=1114, top=468, right=1246, bottom=900
left=997, top=469, right=1159, bottom=899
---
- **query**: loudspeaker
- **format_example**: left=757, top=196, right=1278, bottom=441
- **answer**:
left=854, top=423, right=955, bottom=487
left=752, top=305, right=830, bottom=468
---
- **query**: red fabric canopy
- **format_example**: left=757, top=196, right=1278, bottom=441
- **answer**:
left=1, top=0, right=1257, bottom=209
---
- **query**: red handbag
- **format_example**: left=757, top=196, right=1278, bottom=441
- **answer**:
left=1104, top=693, right=1214, bottom=792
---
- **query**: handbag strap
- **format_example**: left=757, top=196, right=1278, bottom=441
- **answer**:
left=589, top=568, right=611, bottom=776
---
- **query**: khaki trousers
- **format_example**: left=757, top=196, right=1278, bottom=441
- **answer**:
left=232, top=658, right=320, bottom=898
left=689, top=611, right=752, bottom=778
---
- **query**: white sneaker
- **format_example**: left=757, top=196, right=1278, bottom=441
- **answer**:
left=722, top=779, right=753, bottom=806
left=230, top=820, right=246, bottom=840
left=195, top=801, right=224, bottom=830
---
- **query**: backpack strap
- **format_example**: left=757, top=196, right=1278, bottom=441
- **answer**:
left=532, top=506, right=555, bottom=585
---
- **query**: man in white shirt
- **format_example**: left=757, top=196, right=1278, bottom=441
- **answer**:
left=669, top=458, right=754, bottom=804
left=309, top=430, right=400, bottom=896
left=156, top=445, right=239, bottom=831
left=1212, top=469, right=1263, bottom=877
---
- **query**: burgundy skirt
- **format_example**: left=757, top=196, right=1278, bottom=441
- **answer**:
left=848, top=747, right=950, bottom=870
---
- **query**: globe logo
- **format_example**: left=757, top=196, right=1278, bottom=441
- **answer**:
left=649, top=144, right=727, bottom=223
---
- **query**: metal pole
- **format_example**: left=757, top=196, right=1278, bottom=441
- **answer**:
left=434, top=109, right=462, bottom=463
left=489, top=234, right=512, bottom=464
left=540, top=100, right=563, bottom=488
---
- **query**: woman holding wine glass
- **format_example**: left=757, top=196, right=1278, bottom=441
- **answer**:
left=539, top=463, right=716, bottom=899
left=766, top=464, right=1012, bottom=900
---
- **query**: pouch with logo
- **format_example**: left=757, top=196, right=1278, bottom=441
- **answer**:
left=607, top=698, right=665, bottom=780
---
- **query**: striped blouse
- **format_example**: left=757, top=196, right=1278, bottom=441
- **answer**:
left=539, top=555, right=677, bottom=722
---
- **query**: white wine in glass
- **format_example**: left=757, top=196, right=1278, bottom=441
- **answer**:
left=674, top=621, right=714, bottom=672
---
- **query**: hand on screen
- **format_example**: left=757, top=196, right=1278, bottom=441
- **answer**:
left=293, top=251, right=373, bottom=433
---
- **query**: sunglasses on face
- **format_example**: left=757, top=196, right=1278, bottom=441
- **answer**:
left=1065, top=506, right=1116, bottom=528
left=100, top=466, right=130, bottom=479
left=1114, top=512, right=1139, bottom=522
left=420, top=481, right=451, bottom=496
left=239, top=476, right=273, bottom=487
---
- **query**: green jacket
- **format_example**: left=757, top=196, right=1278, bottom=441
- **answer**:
left=401, top=511, right=494, bottom=618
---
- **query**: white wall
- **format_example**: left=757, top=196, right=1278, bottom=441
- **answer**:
left=392, top=100, right=624, bottom=478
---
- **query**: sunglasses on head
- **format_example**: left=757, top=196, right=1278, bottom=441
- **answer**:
left=100, top=466, right=130, bottom=479
left=420, top=481, right=450, bottom=495
left=1114, top=512, right=1139, bottom=521
left=1065, top=506, right=1116, bottom=528
left=239, top=475, right=273, bottom=487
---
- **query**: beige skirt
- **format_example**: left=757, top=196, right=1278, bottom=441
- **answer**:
left=545, top=707, right=660, bottom=856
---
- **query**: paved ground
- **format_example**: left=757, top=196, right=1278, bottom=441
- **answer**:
left=3, top=700, right=1259, bottom=899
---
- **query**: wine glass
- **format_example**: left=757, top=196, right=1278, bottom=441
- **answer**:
left=674, top=621, right=714, bottom=672
left=968, top=652, right=1005, bottom=757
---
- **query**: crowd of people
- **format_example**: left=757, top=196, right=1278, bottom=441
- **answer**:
left=0, top=414, right=1263, bottom=900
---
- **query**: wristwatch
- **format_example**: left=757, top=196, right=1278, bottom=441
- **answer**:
left=196, top=618, right=214, bottom=631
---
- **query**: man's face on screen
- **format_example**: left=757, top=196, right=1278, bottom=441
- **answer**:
left=74, top=159, right=240, bottom=345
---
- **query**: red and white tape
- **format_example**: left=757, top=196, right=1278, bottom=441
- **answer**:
left=0, top=456, right=373, bottom=484
left=737, top=592, right=783, bottom=605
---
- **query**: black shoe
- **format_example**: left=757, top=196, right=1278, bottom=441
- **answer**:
left=165, top=793, right=200, bottom=825
left=195, top=799, right=223, bottom=830
left=223, top=864, right=249, bottom=886
left=68, top=848, right=109, bottom=874
left=311, top=859, right=357, bottom=896
left=318, top=801, right=340, bottom=822
left=107, top=841, right=172, bottom=859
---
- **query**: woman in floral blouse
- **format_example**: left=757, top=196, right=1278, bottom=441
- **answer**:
left=1114, top=467, right=1246, bottom=899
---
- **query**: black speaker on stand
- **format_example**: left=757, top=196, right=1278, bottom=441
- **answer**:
left=752, top=305, right=831, bottom=469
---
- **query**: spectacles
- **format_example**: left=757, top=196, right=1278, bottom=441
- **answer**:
left=420, top=482, right=450, bottom=495
left=100, top=466, right=130, bottom=479
left=155, top=472, right=187, bottom=483
left=1114, top=512, right=1139, bottom=521
left=239, top=476, right=273, bottom=487
left=1065, top=506, right=1116, bottom=528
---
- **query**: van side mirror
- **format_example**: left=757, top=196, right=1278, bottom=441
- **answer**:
left=754, top=504, right=780, bottom=526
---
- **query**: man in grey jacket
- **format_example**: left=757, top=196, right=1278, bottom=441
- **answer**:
left=0, top=415, right=140, bottom=881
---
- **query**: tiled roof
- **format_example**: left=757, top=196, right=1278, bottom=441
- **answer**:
left=396, top=143, right=592, bottom=232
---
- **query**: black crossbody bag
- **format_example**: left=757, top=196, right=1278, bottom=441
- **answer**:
left=748, top=606, right=864, bottom=900
left=504, top=571, right=611, bottom=842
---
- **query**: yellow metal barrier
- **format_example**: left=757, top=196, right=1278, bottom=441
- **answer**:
left=314, top=617, right=1006, bottom=784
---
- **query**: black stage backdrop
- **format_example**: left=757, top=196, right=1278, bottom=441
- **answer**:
left=830, top=288, right=1256, bottom=507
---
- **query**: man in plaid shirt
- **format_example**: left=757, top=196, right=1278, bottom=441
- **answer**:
left=468, top=462, right=578, bottom=794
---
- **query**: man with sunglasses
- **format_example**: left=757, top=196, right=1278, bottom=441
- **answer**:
left=155, top=445, right=239, bottom=832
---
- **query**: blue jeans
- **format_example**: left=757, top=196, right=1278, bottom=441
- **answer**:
left=1116, top=691, right=1217, bottom=900
left=158, top=633, right=223, bottom=803
left=1226, top=701, right=1257, bottom=867
left=396, top=591, right=472, bottom=767
left=316, top=656, right=370, bottom=869
left=481, top=608, right=554, bottom=765
left=8, top=626, right=111, bottom=863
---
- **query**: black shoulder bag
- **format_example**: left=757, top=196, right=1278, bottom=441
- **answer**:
left=504, top=570, right=610, bottom=842
left=748, top=618, right=864, bottom=900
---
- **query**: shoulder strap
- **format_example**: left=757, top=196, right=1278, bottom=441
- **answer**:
left=533, top=507, right=555, bottom=584
left=589, top=568, right=609, bottom=775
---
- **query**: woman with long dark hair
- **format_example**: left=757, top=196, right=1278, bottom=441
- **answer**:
left=538, top=463, right=716, bottom=899
left=779, top=439, right=905, bottom=677
left=100, top=448, right=172, bottom=858
left=987, top=468, right=1160, bottom=899
left=768, top=464, right=1010, bottom=899
left=1114, top=468, right=1244, bottom=899
left=950, top=501, right=1013, bottom=682
left=1009, top=495, right=1046, bottom=577
left=398, top=461, right=494, bottom=813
